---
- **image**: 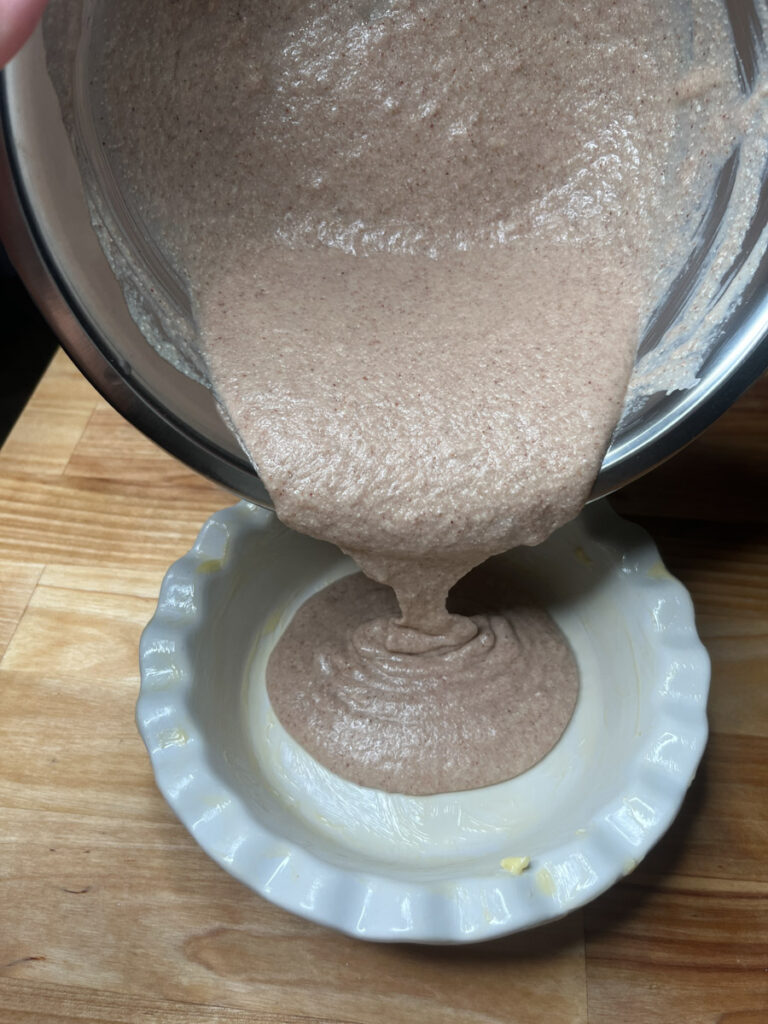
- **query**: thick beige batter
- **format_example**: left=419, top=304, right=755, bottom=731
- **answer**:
left=268, top=567, right=579, bottom=795
left=47, top=0, right=742, bottom=793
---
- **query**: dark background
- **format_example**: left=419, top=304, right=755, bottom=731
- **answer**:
left=1, top=243, right=58, bottom=444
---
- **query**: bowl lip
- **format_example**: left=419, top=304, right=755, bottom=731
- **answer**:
left=3, top=43, right=768, bottom=503
left=0, top=63, right=271, bottom=507
left=136, top=500, right=710, bottom=944
left=592, top=323, right=768, bottom=499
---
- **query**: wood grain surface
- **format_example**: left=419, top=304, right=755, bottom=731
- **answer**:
left=0, top=350, right=766, bottom=1024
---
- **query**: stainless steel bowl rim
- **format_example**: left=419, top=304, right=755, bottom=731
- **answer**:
left=2, top=60, right=767, bottom=507
left=0, top=72, right=270, bottom=504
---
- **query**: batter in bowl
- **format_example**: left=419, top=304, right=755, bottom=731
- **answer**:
left=47, top=0, right=745, bottom=792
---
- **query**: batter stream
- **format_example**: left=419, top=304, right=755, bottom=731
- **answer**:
left=47, top=0, right=744, bottom=792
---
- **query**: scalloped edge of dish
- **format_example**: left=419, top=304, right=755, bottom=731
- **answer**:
left=137, top=500, right=709, bottom=943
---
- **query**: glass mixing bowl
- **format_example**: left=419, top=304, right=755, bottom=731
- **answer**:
left=2, top=8, right=767, bottom=505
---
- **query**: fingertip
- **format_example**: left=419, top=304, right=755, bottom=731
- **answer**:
left=0, top=0, right=48, bottom=68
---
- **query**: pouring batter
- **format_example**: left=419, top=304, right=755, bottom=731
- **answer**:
left=47, top=0, right=743, bottom=792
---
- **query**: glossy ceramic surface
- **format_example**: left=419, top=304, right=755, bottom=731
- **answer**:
left=137, top=501, right=710, bottom=942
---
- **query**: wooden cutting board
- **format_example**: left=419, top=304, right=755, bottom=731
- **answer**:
left=0, top=349, right=766, bottom=1024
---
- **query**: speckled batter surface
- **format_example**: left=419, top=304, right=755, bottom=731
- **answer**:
left=268, top=568, right=579, bottom=795
left=46, top=0, right=742, bottom=793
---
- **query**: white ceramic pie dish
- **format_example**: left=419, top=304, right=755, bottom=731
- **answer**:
left=137, top=500, right=709, bottom=943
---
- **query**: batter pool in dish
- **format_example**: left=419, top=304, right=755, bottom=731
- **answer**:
left=267, top=567, right=579, bottom=795
left=46, top=0, right=745, bottom=793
